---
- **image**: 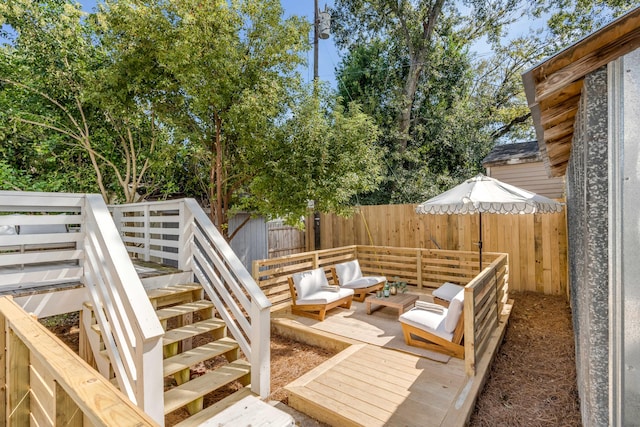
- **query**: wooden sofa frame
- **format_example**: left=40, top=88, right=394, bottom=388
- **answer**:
left=400, top=306, right=465, bottom=359
left=287, top=276, right=352, bottom=321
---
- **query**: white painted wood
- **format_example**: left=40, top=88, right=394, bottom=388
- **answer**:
left=251, top=302, right=271, bottom=399
left=0, top=249, right=83, bottom=267
left=199, top=396, right=293, bottom=427
left=0, top=267, right=83, bottom=287
left=15, top=287, right=89, bottom=317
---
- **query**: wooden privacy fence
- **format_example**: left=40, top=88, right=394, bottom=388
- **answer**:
left=315, top=204, right=567, bottom=296
left=253, top=245, right=508, bottom=376
left=0, top=297, right=157, bottom=426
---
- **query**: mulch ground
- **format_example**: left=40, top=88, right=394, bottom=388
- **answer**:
left=469, top=291, right=581, bottom=426
left=44, top=291, right=580, bottom=426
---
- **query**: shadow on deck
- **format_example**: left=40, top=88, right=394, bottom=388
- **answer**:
left=273, top=299, right=513, bottom=427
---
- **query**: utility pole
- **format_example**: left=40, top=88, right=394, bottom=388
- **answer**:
left=311, top=1, right=330, bottom=250
left=314, top=0, right=319, bottom=81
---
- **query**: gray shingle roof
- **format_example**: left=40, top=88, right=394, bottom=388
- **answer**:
left=482, top=141, right=541, bottom=166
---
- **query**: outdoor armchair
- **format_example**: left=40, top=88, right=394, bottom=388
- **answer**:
left=432, top=282, right=464, bottom=307
left=331, top=260, right=386, bottom=302
left=288, top=268, right=354, bottom=321
left=399, top=288, right=465, bottom=359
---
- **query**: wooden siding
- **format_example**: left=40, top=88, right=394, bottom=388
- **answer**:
left=316, top=205, right=568, bottom=296
left=486, top=161, right=566, bottom=199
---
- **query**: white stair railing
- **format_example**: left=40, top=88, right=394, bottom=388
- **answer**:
left=0, top=191, right=165, bottom=426
left=110, top=198, right=272, bottom=398
left=84, top=195, right=165, bottom=424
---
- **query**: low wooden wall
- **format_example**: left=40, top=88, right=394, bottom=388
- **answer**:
left=0, top=297, right=157, bottom=426
left=464, top=254, right=508, bottom=376
left=315, top=204, right=567, bottom=296
left=253, top=246, right=508, bottom=376
left=252, top=245, right=503, bottom=313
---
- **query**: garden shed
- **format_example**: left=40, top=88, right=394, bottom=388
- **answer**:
left=522, top=6, right=640, bottom=425
left=482, top=140, right=565, bottom=199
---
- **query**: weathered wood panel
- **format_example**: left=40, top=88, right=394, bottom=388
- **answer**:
left=316, top=205, right=567, bottom=296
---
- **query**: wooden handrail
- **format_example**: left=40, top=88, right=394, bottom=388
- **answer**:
left=0, top=296, right=158, bottom=426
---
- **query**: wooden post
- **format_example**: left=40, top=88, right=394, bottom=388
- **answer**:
left=8, top=329, right=29, bottom=426
left=416, top=249, right=423, bottom=289
left=250, top=302, right=271, bottom=399
left=0, top=309, right=5, bottom=426
left=144, top=204, right=151, bottom=262
left=55, top=382, right=82, bottom=427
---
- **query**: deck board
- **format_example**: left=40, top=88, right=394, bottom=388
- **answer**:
left=286, top=344, right=465, bottom=426
left=283, top=300, right=513, bottom=426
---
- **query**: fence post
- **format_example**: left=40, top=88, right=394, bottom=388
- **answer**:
left=143, top=204, right=151, bottom=262
left=250, top=302, right=270, bottom=398
left=178, top=202, right=193, bottom=272
left=416, top=249, right=423, bottom=289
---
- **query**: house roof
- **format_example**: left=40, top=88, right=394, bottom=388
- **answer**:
left=482, top=141, right=541, bottom=166
left=522, top=6, right=640, bottom=177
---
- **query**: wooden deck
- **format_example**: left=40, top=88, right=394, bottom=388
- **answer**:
left=282, top=300, right=513, bottom=427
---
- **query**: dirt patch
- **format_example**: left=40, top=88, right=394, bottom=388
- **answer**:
left=43, top=291, right=580, bottom=426
left=469, top=291, right=581, bottom=426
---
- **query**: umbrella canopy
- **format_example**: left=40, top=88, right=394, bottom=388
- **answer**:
left=416, top=174, right=564, bottom=215
left=416, top=174, right=564, bottom=268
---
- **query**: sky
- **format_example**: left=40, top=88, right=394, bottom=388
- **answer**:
left=76, top=0, right=341, bottom=87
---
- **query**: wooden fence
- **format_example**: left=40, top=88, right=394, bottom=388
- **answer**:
left=313, top=204, right=567, bottom=296
left=0, top=297, right=157, bottom=426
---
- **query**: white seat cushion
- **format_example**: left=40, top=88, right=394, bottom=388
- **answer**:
left=296, top=288, right=354, bottom=305
left=335, top=260, right=386, bottom=289
left=334, top=260, right=362, bottom=283
left=444, top=289, right=465, bottom=333
left=291, top=268, right=327, bottom=300
left=399, top=308, right=454, bottom=342
left=341, top=276, right=386, bottom=290
left=432, top=282, right=464, bottom=302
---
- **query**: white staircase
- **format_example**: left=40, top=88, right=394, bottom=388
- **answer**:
left=85, top=281, right=259, bottom=425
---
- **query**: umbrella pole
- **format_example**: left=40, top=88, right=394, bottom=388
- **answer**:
left=479, top=212, right=483, bottom=270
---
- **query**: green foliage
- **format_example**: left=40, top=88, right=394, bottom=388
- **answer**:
left=247, top=85, right=383, bottom=225
left=333, top=0, right=634, bottom=205
left=0, top=0, right=178, bottom=202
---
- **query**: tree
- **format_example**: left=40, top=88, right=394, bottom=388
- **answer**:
left=333, top=0, right=636, bottom=204
left=0, top=0, right=175, bottom=202
left=332, top=0, right=526, bottom=203
left=96, top=0, right=382, bottom=239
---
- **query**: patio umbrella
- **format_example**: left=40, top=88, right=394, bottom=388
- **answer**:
left=416, top=174, right=564, bottom=269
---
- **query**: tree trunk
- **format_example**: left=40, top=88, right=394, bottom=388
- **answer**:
left=395, top=0, right=445, bottom=152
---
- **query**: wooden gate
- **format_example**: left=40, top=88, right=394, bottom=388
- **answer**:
left=267, top=220, right=305, bottom=258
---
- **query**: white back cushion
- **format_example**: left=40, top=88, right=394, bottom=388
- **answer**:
left=292, top=268, right=328, bottom=300
left=444, top=288, right=465, bottom=333
left=335, top=260, right=362, bottom=284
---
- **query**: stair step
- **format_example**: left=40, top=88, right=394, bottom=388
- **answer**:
left=173, top=387, right=255, bottom=427
left=147, top=284, right=203, bottom=308
left=164, top=359, right=251, bottom=415
left=156, top=300, right=214, bottom=323
left=163, top=318, right=226, bottom=347
left=164, top=337, right=239, bottom=377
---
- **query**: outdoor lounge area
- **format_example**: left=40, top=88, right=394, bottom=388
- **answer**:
left=253, top=245, right=513, bottom=426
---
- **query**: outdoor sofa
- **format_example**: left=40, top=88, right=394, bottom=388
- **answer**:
left=288, top=267, right=354, bottom=321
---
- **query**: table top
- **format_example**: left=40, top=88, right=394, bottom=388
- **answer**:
left=364, top=293, right=419, bottom=308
